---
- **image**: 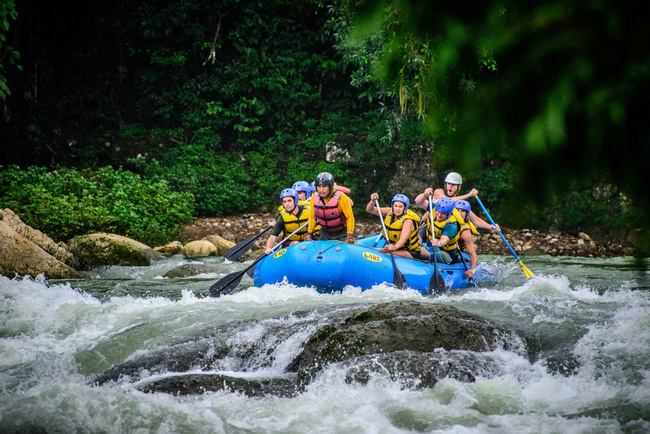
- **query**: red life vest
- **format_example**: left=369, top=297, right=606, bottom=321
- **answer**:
left=313, top=192, right=347, bottom=231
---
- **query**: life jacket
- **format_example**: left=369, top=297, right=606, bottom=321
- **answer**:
left=384, top=209, right=421, bottom=252
left=277, top=200, right=311, bottom=213
left=280, top=206, right=310, bottom=241
left=335, top=185, right=353, bottom=206
left=456, top=212, right=478, bottom=236
left=426, top=212, right=461, bottom=252
left=313, top=192, right=347, bottom=231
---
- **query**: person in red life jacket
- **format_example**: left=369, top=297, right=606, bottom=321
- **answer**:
left=304, top=172, right=355, bottom=243
left=414, top=171, right=500, bottom=233
left=265, top=188, right=310, bottom=254
left=311, top=181, right=354, bottom=206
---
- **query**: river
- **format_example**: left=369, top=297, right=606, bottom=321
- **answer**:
left=1, top=254, right=649, bottom=433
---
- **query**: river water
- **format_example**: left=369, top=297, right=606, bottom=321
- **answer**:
left=1, top=254, right=649, bottom=433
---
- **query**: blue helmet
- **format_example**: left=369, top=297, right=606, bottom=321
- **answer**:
left=455, top=199, right=471, bottom=215
left=280, top=188, right=300, bottom=209
left=435, top=197, right=455, bottom=215
left=391, top=194, right=410, bottom=213
left=292, top=181, right=311, bottom=199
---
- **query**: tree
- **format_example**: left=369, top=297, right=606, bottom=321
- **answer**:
left=346, top=0, right=649, bottom=241
left=0, top=0, right=21, bottom=100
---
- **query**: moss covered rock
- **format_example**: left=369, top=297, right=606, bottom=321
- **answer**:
left=68, top=233, right=161, bottom=270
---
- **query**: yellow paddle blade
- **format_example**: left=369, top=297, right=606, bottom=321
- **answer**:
left=518, top=260, right=535, bottom=279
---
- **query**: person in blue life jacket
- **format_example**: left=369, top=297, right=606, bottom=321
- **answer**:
left=366, top=193, right=422, bottom=259
left=415, top=171, right=500, bottom=233
left=265, top=188, right=310, bottom=254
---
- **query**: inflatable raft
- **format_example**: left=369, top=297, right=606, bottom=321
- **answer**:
left=252, top=235, right=494, bottom=294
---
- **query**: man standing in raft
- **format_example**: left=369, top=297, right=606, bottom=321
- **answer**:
left=304, top=172, right=355, bottom=243
left=415, top=171, right=500, bottom=232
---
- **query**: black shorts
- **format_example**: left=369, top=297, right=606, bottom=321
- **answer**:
left=409, top=249, right=422, bottom=260
left=319, top=228, right=347, bottom=242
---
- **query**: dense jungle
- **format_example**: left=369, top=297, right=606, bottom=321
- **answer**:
left=1, top=0, right=649, bottom=252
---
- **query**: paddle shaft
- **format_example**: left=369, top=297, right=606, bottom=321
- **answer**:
left=375, top=199, right=391, bottom=243
left=474, top=197, right=521, bottom=262
left=475, top=196, right=534, bottom=278
left=428, top=199, right=445, bottom=294
left=209, top=222, right=308, bottom=297
left=374, top=199, right=407, bottom=289
left=224, top=225, right=273, bottom=261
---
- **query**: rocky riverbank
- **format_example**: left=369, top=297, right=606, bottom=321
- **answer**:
left=182, top=213, right=635, bottom=258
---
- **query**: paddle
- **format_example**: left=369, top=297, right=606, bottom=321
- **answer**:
left=457, top=246, right=476, bottom=286
left=475, top=196, right=535, bottom=279
left=428, top=200, right=446, bottom=295
left=209, top=222, right=309, bottom=297
left=375, top=199, right=408, bottom=290
left=224, top=226, right=273, bottom=261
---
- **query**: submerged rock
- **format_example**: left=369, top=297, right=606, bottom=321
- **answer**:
left=292, top=300, right=527, bottom=385
left=91, top=300, right=527, bottom=397
left=137, top=374, right=298, bottom=398
left=163, top=263, right=225, bottom=278
left=342, top=350, right=508, bottom=389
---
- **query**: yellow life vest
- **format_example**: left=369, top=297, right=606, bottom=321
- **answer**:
left=426, top=212, right=461, bottom=252
left=280, top=206, right=310, bottom=241
left=384, top=209, right=421, bottom=252
left=277, top=200, right=311, bottom=213
left=455, top=211, right=478, bottom=236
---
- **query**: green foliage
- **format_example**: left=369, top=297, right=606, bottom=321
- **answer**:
left=350, top=0, right=650, bottom=233
left=0, top=0, right=21, bottom=100
left=0, top=165, right=194, bottom=246
left=3, top=0, right=646, bottom=245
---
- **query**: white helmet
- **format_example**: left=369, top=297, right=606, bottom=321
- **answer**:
left=444, top=172, right=462, bottom=185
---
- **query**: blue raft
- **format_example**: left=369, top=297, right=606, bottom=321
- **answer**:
left=252, top=235, right=494, bottom=294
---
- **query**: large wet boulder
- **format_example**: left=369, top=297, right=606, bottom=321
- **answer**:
left=1, top=209, right=74, bottom=265
left=182, top=239, right=218, bottom=257
left=67, top=233, right=162, bottom=269
left=291, top=300, right=527, bottom=385
left=206, top=234, right=235, bottom=256
left=91, top=301, right=527, bottom=397
left=0, top=218, right=78, bottom=279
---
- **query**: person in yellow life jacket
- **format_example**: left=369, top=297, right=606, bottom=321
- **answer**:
left=292, top=181, right=313, bottom=204
left=366, top=193, right=422, bottom=259
left=304, top=172, right=355, bottom=243
left=454, top=200, right=478, bottom=278
left=419, top=197, right=462, bottom=265
left=414, top=171, right=500, bottom=233
left=292, top=180, right=320, bottom=238
left=265, top=188, right=310, bottom=254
